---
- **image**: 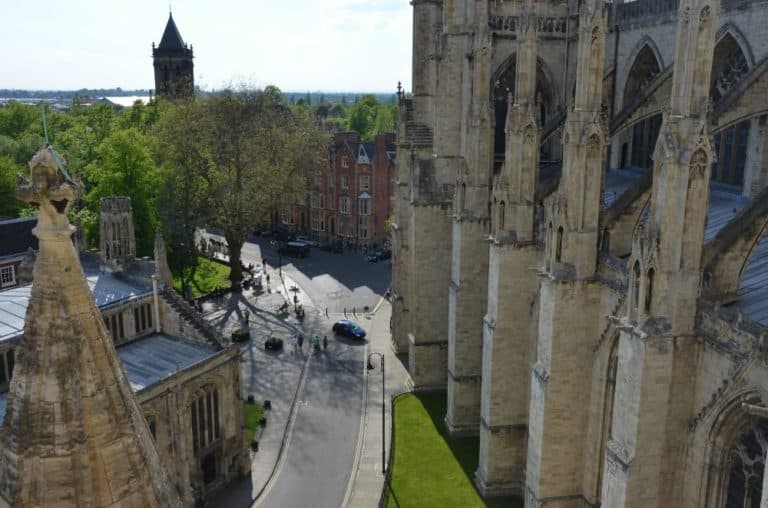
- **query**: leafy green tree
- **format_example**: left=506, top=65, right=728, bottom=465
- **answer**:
left=158, top=88, right=328, bottom=284
left=154, top=101, right=212, bottom=294
left=84, top=128, right=159, bottom=255
left=0, top=156, right=25, bottom=217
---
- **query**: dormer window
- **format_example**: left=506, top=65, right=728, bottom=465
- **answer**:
left=341, top=156, right=349, bottom=168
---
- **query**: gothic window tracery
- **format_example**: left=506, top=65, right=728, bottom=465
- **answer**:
left=623, top=44, right=663, bottom=171
left=711, top=33, right=749, bottom=105
left=493, top=56, right=556, bottom=170
left=724, top=419, right=767, bottom=508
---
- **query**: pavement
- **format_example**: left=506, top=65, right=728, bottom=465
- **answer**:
left=197, top=232, right=410, bottom=508
left=343, top=301, right=411, bottom=508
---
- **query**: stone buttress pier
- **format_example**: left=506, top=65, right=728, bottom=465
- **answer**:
left=601, top=0, right=718, bottom=505
left=477, top=1, right=540, bottom=497
left=525, top=2, right=609, bottom=506
left=446, top=0, right=492, bottom=436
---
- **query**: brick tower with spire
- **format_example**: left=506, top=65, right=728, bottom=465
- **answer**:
left=152, top=12, right=194, bottom=100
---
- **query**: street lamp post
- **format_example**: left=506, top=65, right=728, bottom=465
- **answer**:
left=367, top=352, right=386, bottom=476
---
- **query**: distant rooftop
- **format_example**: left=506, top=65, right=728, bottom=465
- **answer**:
left=157, top=13, right=189, bottom=52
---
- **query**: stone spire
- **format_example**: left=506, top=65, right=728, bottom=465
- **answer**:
left=632, top=0, right=718, bottom=333
left=0, top=147, right=182, bottom=507
left=495, top=0, right=540, bottom=243
left=550, top=0, right=608, bottom=279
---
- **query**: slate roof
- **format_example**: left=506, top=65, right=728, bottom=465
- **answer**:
left=0, top=218, right=37, bottom=261
left=157, top=13, right=187, bottom=51
left=0, top=255, right=154, bottom=343
left=117, top=334, right=218, bottom=391
left=0, top=334, right=219, bottom=420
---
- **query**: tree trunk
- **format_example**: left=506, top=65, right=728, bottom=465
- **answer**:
left=227, top=238, right=244, bottom=285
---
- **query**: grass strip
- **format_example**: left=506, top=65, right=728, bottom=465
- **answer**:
left=386, top=392, right=521, bottom=508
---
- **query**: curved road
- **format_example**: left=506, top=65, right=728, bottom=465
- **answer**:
left=205, top=234, right=390, bottom=508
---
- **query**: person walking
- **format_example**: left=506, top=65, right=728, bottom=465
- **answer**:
left=322, top=335, right=328, bottom=351
left=298, top=334, right=304, bottom=355
left=312, top=336, right=320, bottom=354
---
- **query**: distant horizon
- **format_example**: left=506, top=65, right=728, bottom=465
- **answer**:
left=0, top=87, right=400, bottom=95
left=1, top=0, right=412, bottom=93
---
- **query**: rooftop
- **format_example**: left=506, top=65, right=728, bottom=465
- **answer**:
left=0, top=254, right=154, bottom=343
left=0, top=217, right=37, bottom=261
left=117, top=334, right=218, bottom=391
left=0, top=334, right=219, bottom=421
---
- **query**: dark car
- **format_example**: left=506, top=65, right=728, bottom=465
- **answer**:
left=367, top=249, right=392, bottom=262
left=332, top=320, right=367, bottom=340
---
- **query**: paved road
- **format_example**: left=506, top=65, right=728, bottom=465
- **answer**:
left=256, top=333, right=367, bottom=508
left=201, top=232, right=387, bottom=508
left=241, top=236, right=391, bottom=314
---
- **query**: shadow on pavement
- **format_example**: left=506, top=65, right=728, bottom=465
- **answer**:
left=208, top=472, right=253, bottom=507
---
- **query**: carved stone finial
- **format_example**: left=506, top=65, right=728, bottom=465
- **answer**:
left=16, top=147, right=81, bottom=237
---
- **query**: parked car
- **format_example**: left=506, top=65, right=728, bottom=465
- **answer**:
left=367, top=249, right=392, bottom=262
left=332, top=320, right=367, bottom=340
left=295, top=236, right=320, bottom=248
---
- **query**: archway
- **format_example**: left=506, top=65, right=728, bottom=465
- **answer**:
left=492, top=55, right=558, bottom=170
left=622, top=44, right=662, bottom=171
left=703, top=392, right=768, bottom=507
left=710, top=32, right=751, bottom=188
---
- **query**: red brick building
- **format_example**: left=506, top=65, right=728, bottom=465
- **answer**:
left=279, top=132, right=396, bottom=249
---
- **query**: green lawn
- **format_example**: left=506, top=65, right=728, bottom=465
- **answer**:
left=386, top=393, right=522, bottom=508
left=243, top=401, right=264, bottom=445
left=172, top=257, right=231, bottom=298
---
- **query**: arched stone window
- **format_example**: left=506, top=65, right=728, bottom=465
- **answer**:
left=546, top=222, right=553, bottom=269
left=724, top=419, right=768, bottom=507
left=644, top=268, right=655, bottom=314
left=555, top=227, right=564, bottom=263
left=624, top=44, right=663, bottom=171
left=492, top=55, right=557, bottom=170
left=191, top=385, right=221, bottom=452
left=633, top=261, right=641, bottom=313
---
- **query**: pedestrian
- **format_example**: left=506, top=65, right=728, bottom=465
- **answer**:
left=323, top=335, right=328, bottom=351
left=298, top=334, right=304, bottom=354
left=244, top=310, right=250, bottom=326
left=312, top=336, right=320, bottom=354
left=266, top=273, right=271, bottom=285
left=292, top=335, right=298, bottom=355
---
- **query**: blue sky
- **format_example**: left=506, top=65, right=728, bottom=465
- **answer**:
left=0, top=0, right=412, bottom=92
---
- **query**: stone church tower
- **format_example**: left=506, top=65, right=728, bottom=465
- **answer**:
left=0, top=147, right=182, bottom=507
left=99, top=196, right=135, bottom=272
left=152, top=13, right=194, bottom=100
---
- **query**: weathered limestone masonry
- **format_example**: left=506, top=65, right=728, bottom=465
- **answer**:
left=477, top=0, right=542, bottom=497
left=402, top=0, right=457, bottom=391
left=446, top=0, right=492, bottom=436
left=0, top=148, right=181, bottom=507
left=602, top=0, right=718, bottom=505
left=391, top=0, right=440, bottom=355
left=99, top=196, right=136, bottom=272
left=525, top=2, right=608, bottom=506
